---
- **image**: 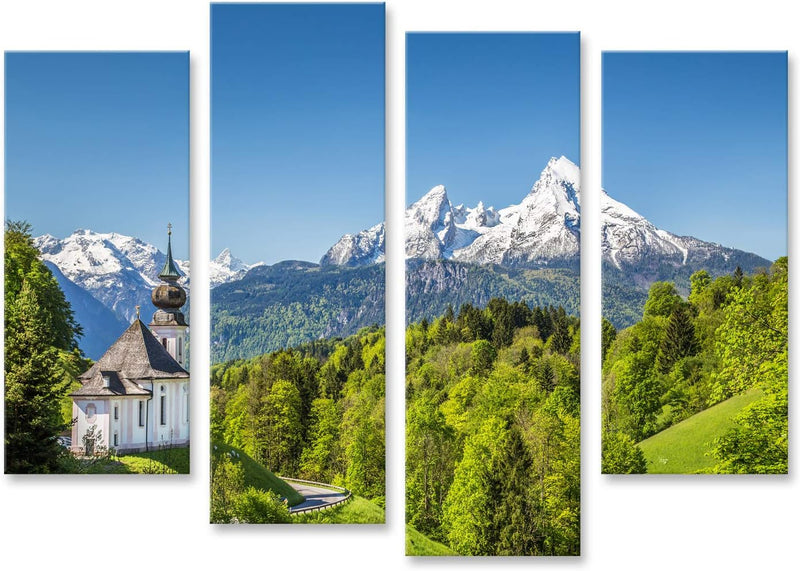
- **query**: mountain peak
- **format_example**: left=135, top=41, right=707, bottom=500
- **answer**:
left=214, top=248, right=233, bottom=264
left=210, top=248, right=253, bottom=286
left=320, top=154, right=766, bottom=277
left=412, top=184, right=449, bottom=211
left=542, top=155, right=580, bottom=188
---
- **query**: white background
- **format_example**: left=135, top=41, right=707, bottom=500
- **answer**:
left=1, top=0, right=797, bottom=569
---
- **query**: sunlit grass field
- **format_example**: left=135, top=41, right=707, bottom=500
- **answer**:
left=638, top=389, right=763, bottom=474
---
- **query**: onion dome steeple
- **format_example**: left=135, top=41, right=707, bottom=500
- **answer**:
left=151, top=223, right=187, bottom=326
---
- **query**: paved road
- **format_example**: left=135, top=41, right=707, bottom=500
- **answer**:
left=288, top=481, right=348, bottom=513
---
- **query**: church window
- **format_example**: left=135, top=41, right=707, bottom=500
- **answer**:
left=178, top=337, right=183, bottom=361
left=160, top=395, right=167, bottom=425
left=138, top=401, right=144, bottom=426
left=114, top=405, right=119, bottom=420
left=162, top=337, right=168, bottom=350
left=113, top=432, right=118, bottom=447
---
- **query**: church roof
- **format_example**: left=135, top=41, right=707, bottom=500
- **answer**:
left=78, top=319, right=189, bottom=387
left=71, top=370, right=152, bottom=398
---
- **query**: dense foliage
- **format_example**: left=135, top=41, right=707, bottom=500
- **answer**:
left=4, top=221, right=88, bottom=473
left=602, top=247, right=770, bottom=330
left=210, top=327, right=385, bottom=502
left=406, top=298, right=580, bottom=556
left=210, top=453, right=291, bottom=523
left=602, top=259, right=788, bottom=473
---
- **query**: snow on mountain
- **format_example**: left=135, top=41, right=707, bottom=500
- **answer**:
left=454, top=156, right=581, bottom=265
left=600, top=190, right=688, bottom=269
left=321, top=155, right=769, bottom=273
left=210, top=248, right=262, bottom=287
left=322, top=156, right=582, bottom=267
left=34, top=229, right=189, bottom=324
left=320, top=223, right=385, bottom=267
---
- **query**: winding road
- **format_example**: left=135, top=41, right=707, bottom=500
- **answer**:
left=287, top=480, right=350, bottom=514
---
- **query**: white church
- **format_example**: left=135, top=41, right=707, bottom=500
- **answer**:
left=70, top=227, right=189, bottom=455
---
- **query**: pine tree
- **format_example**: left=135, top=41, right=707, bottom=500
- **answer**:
left=601, top=318, right=617, bottom=364
left=550, top=308, right=572, bottom=355
left=733, top=265, right=744, bottom=287
left=518, top=347, right=531, bottom=371
left=494, top=427, right=539, bottom=555
left=5, top=282, right=72, bottom=472
left=537, top=360, right=556, bottom=393
left=656, top=305, right=698, bottom=374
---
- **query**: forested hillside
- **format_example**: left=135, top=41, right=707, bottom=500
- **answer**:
left=602, top=259, right=788, bottom=474
left=211, top=262, right=385, bottom=362
left=210, top=327, right=386, bottom=505
left=406, top=299, right=580, bottom=556
left=210, top=258, right=581, bottom=363
left=406, top=260, right=579, bottom=323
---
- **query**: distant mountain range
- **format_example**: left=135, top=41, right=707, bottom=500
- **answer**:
left=321, top=155, right=770, bottom=329
left=324, top=155, right=769, bottom=279
left=34, top=230, right=189, bottom=359
left=37, top=156, right=771, bottom=361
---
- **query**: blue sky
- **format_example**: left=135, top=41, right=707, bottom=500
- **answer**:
left=5, top=52, right=189, bottom=259
left=603, top=52, right=787, bottom=261
left=407, top=33, right=580, bottom=210
left=212, top=3, right=385, bottom=265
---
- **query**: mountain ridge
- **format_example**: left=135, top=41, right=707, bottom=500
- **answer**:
left=34, top=229, right=190, bottom=359
left=323, top=156, right=772, bottom=274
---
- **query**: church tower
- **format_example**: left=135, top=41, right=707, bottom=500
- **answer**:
left=70, top=223, right=190, bottom=454
left=149, top=223, right=188, bottom=368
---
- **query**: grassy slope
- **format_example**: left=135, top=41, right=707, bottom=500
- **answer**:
left=73, top=446, right=190, bottom=474
left=293, top=496, right=385, bottom=524
left=638, top=389, right=764, bottom=474
left=118, top=447, right=190, bottom=474
left=406, top=525, right=458, bottom=556
left=211, top=442, right=304, bottom=506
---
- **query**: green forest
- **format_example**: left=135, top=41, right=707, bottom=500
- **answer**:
left=406, top=299, right=580, bottom=556
left=602, top=259, right=788, bottom=474
left=210, top=327, right=386, bottom=522
left=4, top=222, right=89, bottom=474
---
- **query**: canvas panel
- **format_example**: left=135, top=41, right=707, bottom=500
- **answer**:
left=4, top=51, right=190, bottom=473
left=404, top=32, right=581, bottom=556
left=209, top=3, right=386, bottom=523
left=600, top=52, right=788, bottom=475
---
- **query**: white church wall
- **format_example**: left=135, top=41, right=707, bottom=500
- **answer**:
left=151, top=380, right=190, bottom=447
left=72, top=399, right=110, bottom=454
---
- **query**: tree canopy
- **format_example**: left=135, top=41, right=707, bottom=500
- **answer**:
left=406, top=298, right=580, bottom=555
left=5, top=221, right=85, bottom=473
left=602, top=261, right=788, bottom=474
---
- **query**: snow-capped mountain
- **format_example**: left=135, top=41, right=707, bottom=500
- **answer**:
left=319, top=222, right=385, bottom=267
left=210, top=248, right=261, bottom=287
left=322, top=155, right=770, bottom=274
left=35, top=229, right=189, bottom=325
left=601, top=190, right=691, bottom=269
left=453, top=156, right=580, bottom=266
left=323, top=156, right=581, bottom=267
left=34, top=229, right=191, bottom=359
left=599, top=187, right=773, bottom=278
